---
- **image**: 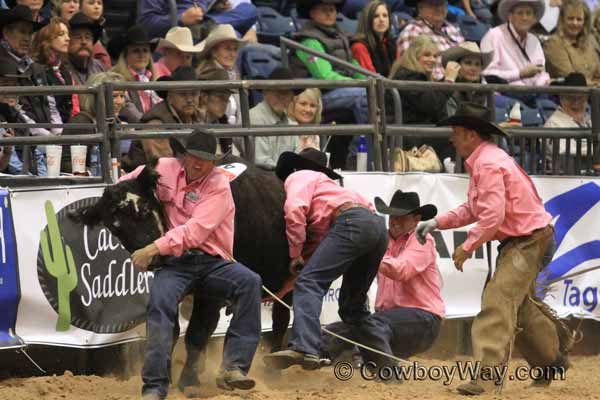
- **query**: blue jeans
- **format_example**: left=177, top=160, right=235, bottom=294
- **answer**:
left=208, top=3, right=257, bottom=35
left=289, top=207, right=388, bottom=356
left=141, top=252, right=262, bottom=398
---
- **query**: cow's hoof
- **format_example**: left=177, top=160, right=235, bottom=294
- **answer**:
left=216, top=369, right=256, bottom=391
left=263, top=350, right=321, bottom=370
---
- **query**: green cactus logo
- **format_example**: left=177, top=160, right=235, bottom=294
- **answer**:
left=40, top=200, right=78, bottom=332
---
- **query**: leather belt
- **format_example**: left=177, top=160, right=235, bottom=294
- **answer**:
left=331, top=202, right=369, bottom=222
left=498, top=225, right=553, bottom=251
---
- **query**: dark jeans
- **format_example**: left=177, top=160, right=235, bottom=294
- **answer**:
left=322, top=307, right=441, bottom=367
left=289, top=207, right=388, bottom=356
left=141, top=252, right=262, bottom=399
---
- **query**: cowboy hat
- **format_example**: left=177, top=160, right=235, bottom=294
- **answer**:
left=155, top=27, right=203, bottom=54
left=197, top=67, right=236, bottom=94
left=258, top=66, right=302, bottom=95
left=0, top=5, right=44, bottom=33
left=374, top=190, right=437, bottom=220
left=441, top=42, right=494, bottom=70
left=156, top=65, right=198, bottom=99
left=297, top=0, right=345, bottom=19
left=171, top=129, right=222, bottom=161
left=69, top=12, right=102, bottom=44
left=107, top=25, right=157, bottom=60
left=197, top=24, right=247, bottom=59
left=437, top=102, right=509, bottom=137
left=497, top=0, right=545, bottom=22
left=551, top=72, right=587, bottom=87
left=275, top=148, right=342, bottom=181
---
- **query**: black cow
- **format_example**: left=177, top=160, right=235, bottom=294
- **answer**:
left=69, top=155, right=293, bottom=363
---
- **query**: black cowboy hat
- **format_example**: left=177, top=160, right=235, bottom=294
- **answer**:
left=551, top=72, right=587, bottom=87
left=275, top=148, right=342, bottom=181
left=0, top=5, right=44, bottom=33
left=258, top=66, right=302, bottom=95
left=198, top=67, right=236, bottom=94
left=297, top=0, right=344, bottom=19
left=107, top=25, right=157, bottom=60
left=374, top=190, right=437, bottom=220
left=156, top=65, right=197, bottom=99
left=171, top=129, right=220, bottom=161
left=69, top=12, right=103, bottom=44
left=437, top=102, right=509, bottom=137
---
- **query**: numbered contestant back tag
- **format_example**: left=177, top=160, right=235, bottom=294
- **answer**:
left=216, top=163, right=247, bottom=182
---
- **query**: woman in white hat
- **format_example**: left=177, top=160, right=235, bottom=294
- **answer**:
left=154, top=26, right=203, bottom=78
left=441, top=41, right=493, bottom=115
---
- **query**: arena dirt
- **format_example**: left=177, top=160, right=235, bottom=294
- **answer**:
left=1, top=343, right=599, bottom=400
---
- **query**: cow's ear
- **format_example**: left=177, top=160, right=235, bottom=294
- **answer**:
left=68, top=201, right=104, bottom=227
left=137, top=159, right=161, bottom=194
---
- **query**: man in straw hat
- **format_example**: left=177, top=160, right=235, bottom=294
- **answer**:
left=480, top=0, right=550, bottom=87
left=124, top=129, right=262, bottom=399
left=264, top=148, right=388, bottom=370
left=153, top=27, right=203, bottom=78
left=321, top=190, right=444, bottom=379
left=416, top=102, right=577, bottom=395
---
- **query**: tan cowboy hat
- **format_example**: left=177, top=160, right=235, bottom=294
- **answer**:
left=441, top=42, right=494, bottom=70
left=197, top=24, right=247, bottom=59
left=155, top=27, right=203, bottom=54
left=497, top=0, right=545, bottom=22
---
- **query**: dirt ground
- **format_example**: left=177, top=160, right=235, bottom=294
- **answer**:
left=1, top=342, right=599, bottom=400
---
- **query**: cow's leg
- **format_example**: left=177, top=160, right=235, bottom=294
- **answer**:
left=271, top=291, right=293, bottom=353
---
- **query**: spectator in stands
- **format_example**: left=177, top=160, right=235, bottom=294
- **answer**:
left=51, top=0, right=79, bottom=20
left=592, top=6, right=600, bottom=52
left=480, top=0, right=549, bottom=86
left=196, top=24, right=246, bottom=127
left=154, top=27, right=201, bottom=78
left=292, top=0, right=371, bottom=169
left=108, top=25, right=161, bottom=123
left=441, top=41, right=492, bottom=115
left=61, top=71, right=125, bottom=173
left=351, top=0, right=395, bottom=77
left=7, top=0, right=47, bottom=22
left=127, top=66, right=202, bottom=169
left=32, top=17, right=75, bottom=129
left=288, top=88, right=322, bottom=151
left=79, top=0, right=111, bottom=68
left=250, top=67, right=299, bottom=169
left=137, top=0, right=257, bottom=42
left=544, top=0, right=600, bottom=83
left=68, top=12, right=106, bottom=85
left=544, top=72, right=590, bottom=173
left=396, top=0, right=465, bottom=81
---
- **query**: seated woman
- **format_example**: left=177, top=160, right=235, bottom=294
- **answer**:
left=441, top=41, right=493, bottom=115
left=544, top=0, right=600, bottom=84
left=288, top=88, right=323, bottom=152
left=389, top=35, right=452, bottom=162
left=351, top=0, right=395, bottom=77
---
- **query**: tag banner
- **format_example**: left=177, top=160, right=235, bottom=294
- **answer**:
left=2, top=174, right=599, bottom=348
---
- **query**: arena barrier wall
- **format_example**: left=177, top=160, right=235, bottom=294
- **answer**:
left=1, top=173, right=599, bottom=348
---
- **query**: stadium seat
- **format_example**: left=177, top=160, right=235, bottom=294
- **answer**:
left=390, top=11, right=414, bottom=39
left=239, top=44, right=283, bottom=106
left=536, top=98, right=559, bottom=123
left=457, top=15, right=490, bottom=43
left=336, top=13, right=358, bottom=35
left=256, top=6, right=297, bottom=46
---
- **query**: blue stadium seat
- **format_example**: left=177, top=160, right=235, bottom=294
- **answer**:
left=390, top=11, right=414, bottom=39
left=239, top=44, right=282, bottom=106
left=536, top=98, right=559, bottom=123
left=520, top=103, right=543, bottom=126
left=256, top=6, right=296, bottom=46
left=336, top=13, right=358, bottom=35
left=456, top=15, right=490, bottom=43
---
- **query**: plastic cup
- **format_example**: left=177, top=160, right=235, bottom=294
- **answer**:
left=46, top=145, right=62, bottom=177
left=70, top=145, right=87, bottom=174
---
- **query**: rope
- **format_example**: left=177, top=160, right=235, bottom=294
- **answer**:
left=261, top=284, right=411, bottom=365
left=17, top=347, right=47, bottom=375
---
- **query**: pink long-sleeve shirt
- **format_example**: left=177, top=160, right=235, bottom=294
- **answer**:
left=375, top=232, right=445, bottom=319
left=436, top=141, right=551, bottom=253
left=120, top=158, right=235, bottom=260
left=480, top=23, right=550, bottom=86
left=283, top=170, right=373, bottom=259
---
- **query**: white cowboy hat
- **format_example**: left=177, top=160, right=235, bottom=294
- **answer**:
left=155, top=27, right=203, bottom=53
left=197, top=24, right=247, bottom=59
left=497, top=0, right=545, bottom=22
left=441, top=42, right=494, bottom=70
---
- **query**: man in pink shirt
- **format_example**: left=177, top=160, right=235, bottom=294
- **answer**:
left=321, top=190, right=444, bottom=377
left=416, top=103, right=576, bottom=395
left=124, top=130, right=262, bottom=400
left=264, top=148, right=388, bottom=370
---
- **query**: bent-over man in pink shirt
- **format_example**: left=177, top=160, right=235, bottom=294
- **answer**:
left=322, top=190, right=445, bottom=377
left=263, top=148, right=388, bottom=370
left=125, top=130, right=262, bottom=400
left=416, top=103, right=576, bottom=396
